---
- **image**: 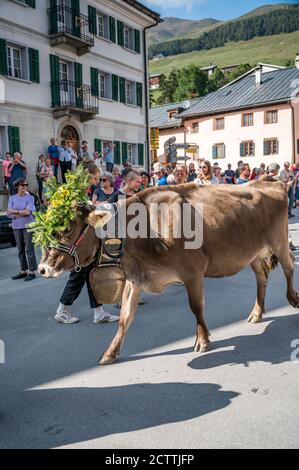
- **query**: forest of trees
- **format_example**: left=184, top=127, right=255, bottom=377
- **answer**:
left=149, top=6, right=299, bottom=59
left=150, top=64, right=253, bottom=106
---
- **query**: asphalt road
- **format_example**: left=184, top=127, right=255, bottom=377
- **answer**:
left=1, top=216, right=299, bottom=449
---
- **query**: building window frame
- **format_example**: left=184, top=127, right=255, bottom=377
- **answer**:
left=264, top=138, right=279, bottom=155
left=213, top=143, right=225, bottom=159
left=214, top=117, right=225, bottom=131
left=241, top=140, right=255, bottom=157
left=191, top=122, right=199, bottom=133
left=7, top=44, right=26, bottom=80
left=265, top=110, right=278, bottom=125
left=242, top=113, right=254, bottom=127
left=98, top=71, right=111, bottom=100
left=96, top=12, right=109, bottom=40
left=125, top=79, right=135, bottom=105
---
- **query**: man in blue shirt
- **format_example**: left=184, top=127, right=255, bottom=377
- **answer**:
left=103, top=142, right=115, bottom=173
left=224, top=164, right=236, bottom=184
left=59, top=141, right=72, bottom=183
left=8, top=152, right=27, bottom=195
left=237, top=163, right=251, bottom=185
left=47, top=138, right=60, bottom=181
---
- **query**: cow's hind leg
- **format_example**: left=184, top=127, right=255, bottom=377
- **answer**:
left=248, top=255, right=269, bottom=324
left=98, top=281, right=141, bottom=366
left=185, top=279, right=211, bottom=353
left=274, top=246, right=299, bottom=308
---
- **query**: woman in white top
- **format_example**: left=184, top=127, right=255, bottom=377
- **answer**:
left=195, top=161, right=219, bottom=185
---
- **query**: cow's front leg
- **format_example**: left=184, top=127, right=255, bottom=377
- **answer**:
left=98, top=281, right=141, bottom=366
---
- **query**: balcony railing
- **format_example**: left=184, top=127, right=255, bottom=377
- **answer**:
left=48, top=4, right=94, bottom=55
left=51, top=80, right=99, bottom=122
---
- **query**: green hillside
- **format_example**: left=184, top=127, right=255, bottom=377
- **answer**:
left=147, top=17, right=220, bottom=45
left=149, top=30, right=299, bottom=76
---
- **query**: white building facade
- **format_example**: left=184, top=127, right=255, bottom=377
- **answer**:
left=0, top=0, right=160, bottom=185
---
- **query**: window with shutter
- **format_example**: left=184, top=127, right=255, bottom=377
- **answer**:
left=0, top=39, right=8, bottom=76
left=240, top=143, right=245, bottom=157
left=50, top=54, right=60, bottom=107
left=112, top=74, right=119, bottom=101
left=134, top=30, right=140, bottom=53
left=75, top=62, right=83, bottom=108
left=90, top=67, right=99, bottom=97
left=117, top=21, right=124, bottom=47
left=114, top=141, right=121, bottom=165
left=8, top=127, right=21, bottom=154
left=72, top=0, right=80, bottom=38
left=138, top=143, right=144, bottom=166
left=94, top=139, right=102, bottom=153
left=122, top=142, right=128, bottom=163
left=212, top=146, right=217, bottom=159
left=29, top=48, right=40, bottom=83
left=136, top=82, right=143, bottom=107
left=88, top=5, right=97, bottom=35
left=119, top=77, right=126, bottom=103
left=109, top=17, right=116, bottom=43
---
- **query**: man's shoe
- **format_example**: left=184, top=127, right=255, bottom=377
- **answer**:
left=24, top=274, right=36, bottom=282
left=55, top=308, right=79, bottom=324
left=93, top=310, right=119, bottom=324
left=12, top=272, right=27, bottom=280
left=289, top=242, right=297, bottom=252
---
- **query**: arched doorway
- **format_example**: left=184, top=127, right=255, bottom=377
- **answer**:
left=60, top=125, right=80, bottom=153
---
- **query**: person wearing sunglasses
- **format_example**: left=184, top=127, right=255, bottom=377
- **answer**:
left=195, top=161, right=219, bottom=185
left=7, top=178, right=38, bottom=281
left=91, top=171, right=116, bottom=205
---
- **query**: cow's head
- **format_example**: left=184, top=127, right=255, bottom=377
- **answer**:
left=38, top=204, right=113, bottom=278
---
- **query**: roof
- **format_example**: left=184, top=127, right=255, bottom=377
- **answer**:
left=122, top=0, right=162, bottom=22
left=180, top=67, right=299, bottom=119
left=149, top=99, right=198, bottom=129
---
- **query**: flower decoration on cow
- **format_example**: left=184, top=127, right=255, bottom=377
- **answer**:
left=29, top=166, right=90, bottom=250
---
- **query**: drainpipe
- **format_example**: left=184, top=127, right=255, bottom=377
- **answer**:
left=290, top=101, right=296, bottom=165
left=143, top=20, right=160, bottom=173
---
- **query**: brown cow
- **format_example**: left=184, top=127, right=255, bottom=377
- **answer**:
left=38, top=181, right=299, bottom=365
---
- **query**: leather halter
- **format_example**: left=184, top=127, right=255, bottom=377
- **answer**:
left=50, top=225, right=90, bottom=273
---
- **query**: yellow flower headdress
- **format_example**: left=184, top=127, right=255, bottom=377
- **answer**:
left=29, top=166, right=91, bottom=249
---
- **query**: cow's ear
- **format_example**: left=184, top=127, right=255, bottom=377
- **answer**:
left=87, top=209, right=112, bottom=228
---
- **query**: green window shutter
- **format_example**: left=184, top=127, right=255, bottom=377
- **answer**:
left=8, top=127, right=21, bottom=154
left=212, top=145, right=217, bottom=159
left=112, top=74, right=119, bottom=101
left=138, top=143, right=144, bottom=167
left=240, top=143, right=244, bottom=157
left=49, top=0, right=58, bottom=34
left=90, top=67, right=99, bottom=97
left=0, top=38, right=8, bottom=76
left=122, top=142, right=128, bottom=164
left=109, top=17, right=116, bottom=43
left=94, top=139, right=102, bottom=153
left=28, top=48, right=40, bottom=83
left=136, top=82, right=143, bottom=107
left=119, top=77, right=126, bottom=104
left=223, top=144, right=226, bottom=159
left=114, top=141, right=121, bottom=165
left=75, top=62, right=83, bottom=108
left=72, top=0, right=80, bottom=37
left=50, top=54, right=60, bottom=107
left=134, top=29, right=140, bottom=53
left=297, top=139, right=299, bottom=155
left=117, top=21, right=124, bottom=47
left=25, top=0, right=36, bottom=7
left=88, top=5, right=97, bottom=35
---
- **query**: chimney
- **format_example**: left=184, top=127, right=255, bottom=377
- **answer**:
left=295, top=53, right=299, bottom=69
left=255, top=66, right=262, bottom=86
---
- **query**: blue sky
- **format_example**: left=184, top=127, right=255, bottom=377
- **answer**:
left=142, top=0, right=299, bottom=21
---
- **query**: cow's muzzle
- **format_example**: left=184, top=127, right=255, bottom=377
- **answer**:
left=38, top=263, right=63, bottom=278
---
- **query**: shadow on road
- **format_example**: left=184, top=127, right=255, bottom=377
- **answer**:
left=1, top=382, right=238, bottom=449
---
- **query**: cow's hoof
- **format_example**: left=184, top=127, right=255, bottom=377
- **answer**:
left=287, top=295, right=299, bottom=308
left=198, top=342, right=211, bottom=354
left=247, top=314, right=262, bottom=324
left=98, top=355, right=116, bottom=366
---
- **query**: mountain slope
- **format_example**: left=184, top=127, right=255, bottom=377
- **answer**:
left=147, top=17, right=220, bottom=45
left=148, top=3, right=297, bottom=45
left=149, top=30, right=299, bottom=76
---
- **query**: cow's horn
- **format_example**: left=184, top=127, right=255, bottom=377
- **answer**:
left=88, top=210, right=112, bottom=228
